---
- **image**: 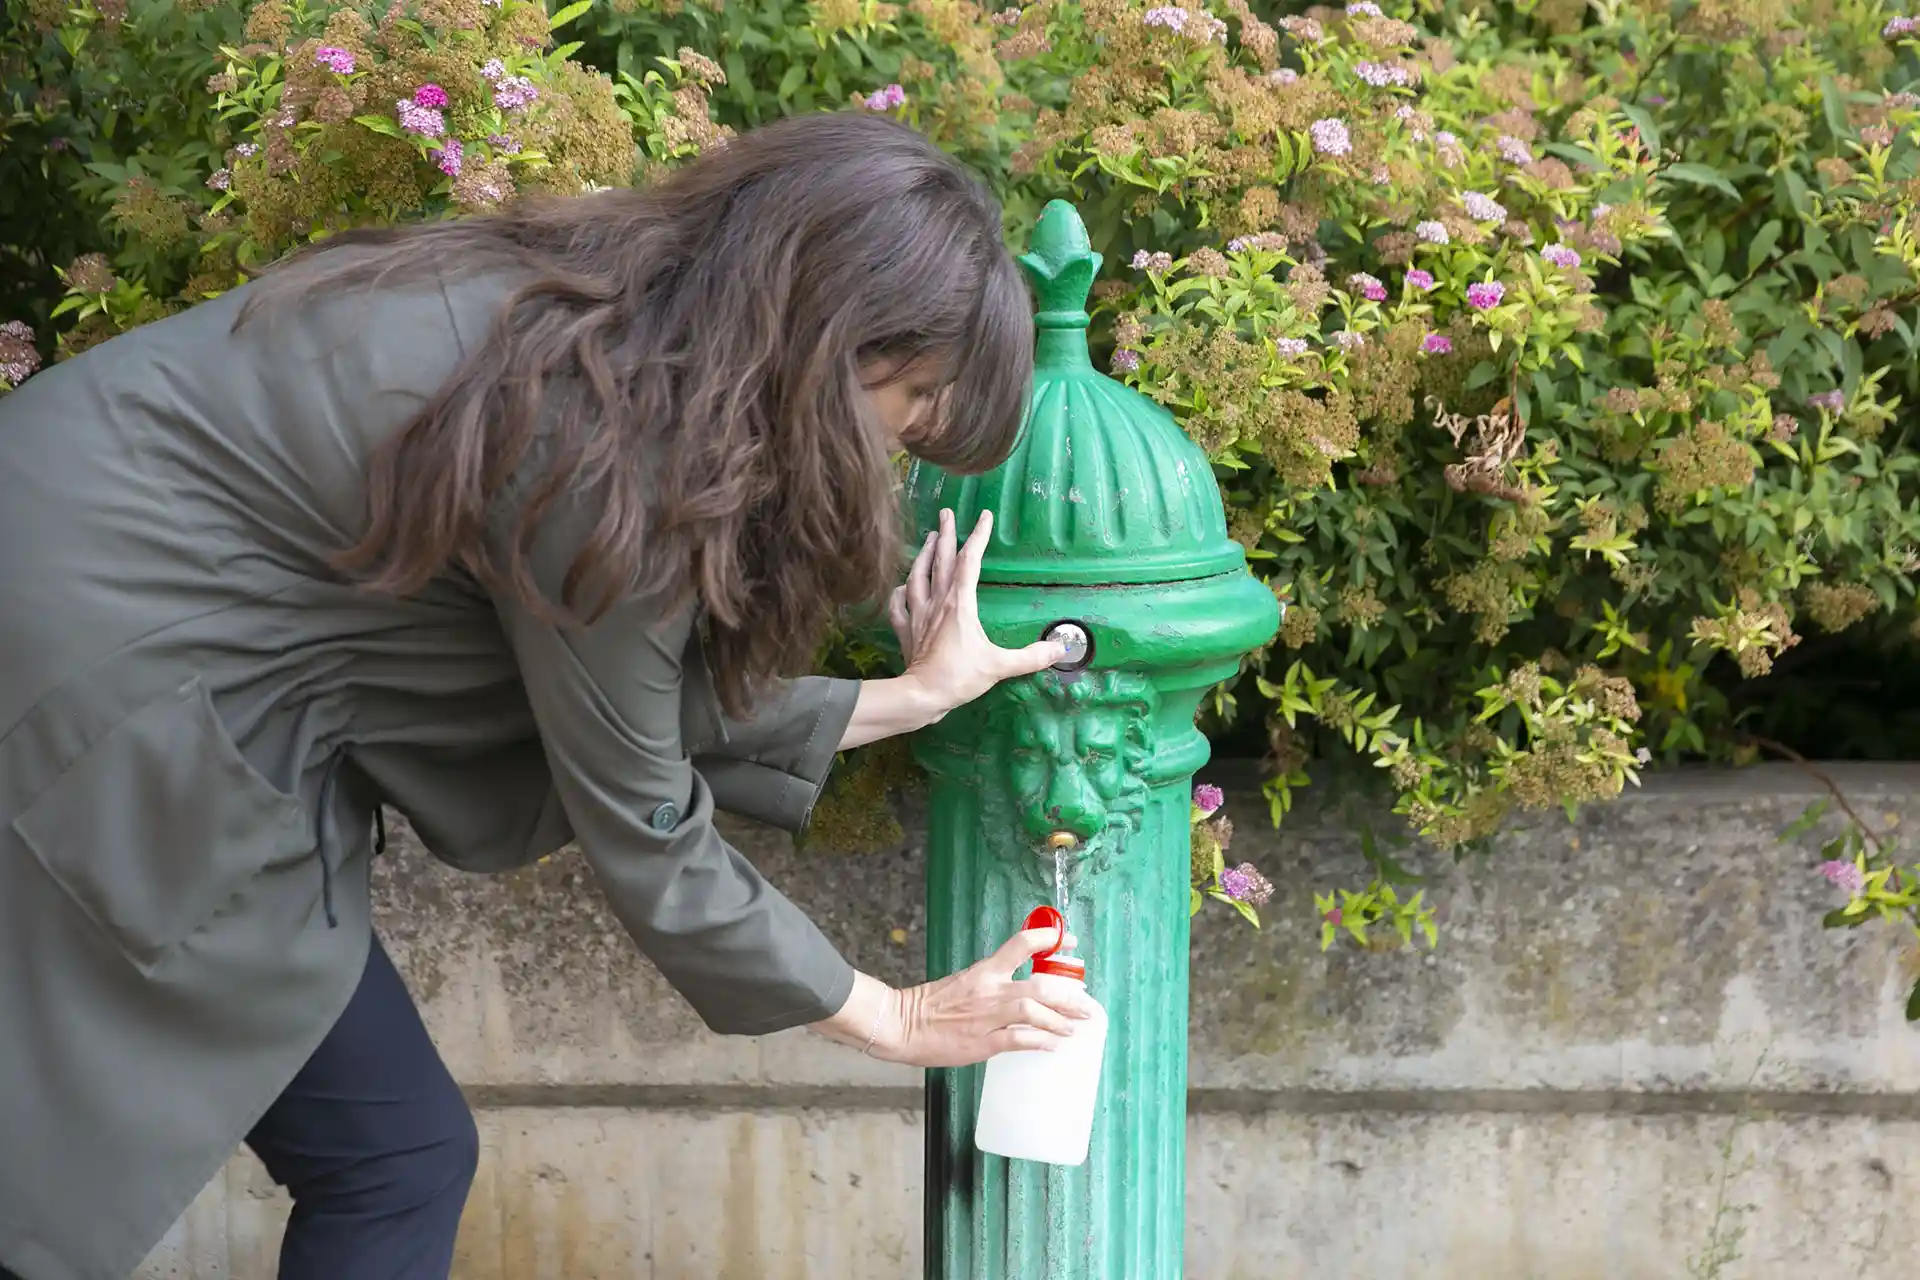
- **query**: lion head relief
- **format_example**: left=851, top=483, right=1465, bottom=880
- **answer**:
left=976, top=669, right=1158, bottom=879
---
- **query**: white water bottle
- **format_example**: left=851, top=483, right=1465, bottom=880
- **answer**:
left=974, top=906, right=1109, bottom=1166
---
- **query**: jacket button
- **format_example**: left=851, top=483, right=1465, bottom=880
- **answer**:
left=649, top=802, right=680, bottom=832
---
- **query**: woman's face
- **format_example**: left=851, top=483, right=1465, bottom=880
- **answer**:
left=861, top=355, right=948, bottom=453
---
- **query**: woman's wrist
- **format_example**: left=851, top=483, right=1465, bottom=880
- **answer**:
left=836, top=672, right=953, bottom=751
left=809, top=970, right=907, bottom=1059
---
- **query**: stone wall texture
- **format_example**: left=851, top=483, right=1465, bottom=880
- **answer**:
left=138, top=762, right=1920, bottom=1278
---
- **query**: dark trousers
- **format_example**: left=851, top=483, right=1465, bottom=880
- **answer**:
left=0, top=936, right=473, bottom=1280
left=243, top=933, right=479, bottom=1280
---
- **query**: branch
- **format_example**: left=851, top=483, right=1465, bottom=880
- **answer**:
left=1741, top=733, right=1886, bottom=856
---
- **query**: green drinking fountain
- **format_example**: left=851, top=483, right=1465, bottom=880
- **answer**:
left=903, top=199, right=1281, bottom=1279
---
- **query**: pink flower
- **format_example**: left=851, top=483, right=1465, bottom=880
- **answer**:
left=1349, top=272, right=1387, bottom=302
left=1422, top=334, right=1453, bottom=354
left=487, top=133, right=520, bottom=153
left=1496, top=135, right=1532, bottom=165
left=1820, top=860, right=1866, bottom=895
left=315, top=46, right=356, bottom=75
left=1885, top=15, right=1917, bottom=36
left=1346, top=1, right=1382, bottom=13
left=1332, top=330, right=1366, bottom=350
left=1228, top=233, right=1286, bottom=253
left=1355, top=60, right=1411, bottom=87
left=1541, top=244, right=1582, bottom=268
left=413, top=83, right=450, bottom=108
left=1324, top=905, right=1344, bottom=925
left=1111, top=348, right=1141, bottom=373
left=1466, top=281, right=1505, bottom=310
left=864, top=83, right=906, bottom=111
left=1270, top=68, right=1299, bottom=85
left=1405, top=268, right=1436, bottom=291
left=1144, top=5, right=1225, bottom=39
left=480, top=58, right=506, bottom=82
left=1193, top=783, right=1225, bottom=816
left=432, top=137, right=463, bottom=176
left=1461, top=191, right=1507, bottom=223
left=1415, top=220, right=1449, bottom=244
left=1274, top=337, right=1310, bottom=358
left=1131, top=249, right=1173, bottom=274
left=1310, top=118, right=1352, bottom=155
left=1221, top=863, right=1274, bottom=906
left=395, top=99, right=446, bottom=138
left=206, top=168, right=231, bottom=191
left=1809, top=389, right=1845, bottom=413
left=493, top=76, right=538, bottom=111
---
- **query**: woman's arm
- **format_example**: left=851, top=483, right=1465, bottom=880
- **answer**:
left=837, top=674, right=950, bottom=751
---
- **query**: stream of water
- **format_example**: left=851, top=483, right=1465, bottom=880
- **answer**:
left=1054, top=846, right=1070, bottom=929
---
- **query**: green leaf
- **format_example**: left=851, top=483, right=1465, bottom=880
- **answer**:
left=1746, top=220, right=1783, bottom=275
left=353, top=113, right=403, bottom=137
left=1662, top=162, right=1738, bottom=199
left=548, top=0, right=592, bottom=31
left=1619, top=106, right=1660, bottom=155
left=1781, top=797, right=1831, bottom=840
left=777, top=62, right=807, bottom=100
left=1819, top=75, right=1849, bottom=142
left=1190, top=887, right=1203, bottom=916
left=1699, top=227, right=1725, bottom=277
left=1783, top=168, right=1811, bottom=214
left=1231, top=898, right=1261, bottom=928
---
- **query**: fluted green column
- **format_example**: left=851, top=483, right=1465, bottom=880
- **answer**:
left=904, top=202, right=1280, bottom=1280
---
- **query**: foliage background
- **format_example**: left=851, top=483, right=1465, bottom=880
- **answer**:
left=4, top=0, right=1919, bottom=977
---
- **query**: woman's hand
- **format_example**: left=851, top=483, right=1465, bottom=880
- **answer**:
left=885, top=924, right=1098, bottom=1067
left=888, top=507, right=1068, bottom=714
left=811, top=925, right=1098, bottom=1068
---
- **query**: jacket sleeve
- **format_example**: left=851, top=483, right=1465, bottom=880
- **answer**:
left=487, top=503, right=857, bottom=1035
left=678, top=638, right=859, bottom=832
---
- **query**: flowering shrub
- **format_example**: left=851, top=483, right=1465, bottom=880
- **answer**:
left=988, top=0, right=1920, bottom=970
left=7, top=0, right=1920, bottom=1001
left=563, top=0, right=1031, bottom=210
left=1189, top=780, right=1275, bottom=927
left=3, top=0, right=698, bottom=361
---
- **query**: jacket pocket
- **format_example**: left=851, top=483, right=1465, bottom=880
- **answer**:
left=13, top=676, right=311, bottom=975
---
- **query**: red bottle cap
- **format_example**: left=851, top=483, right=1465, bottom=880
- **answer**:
left=1023, top=906, right=1086, bottom=981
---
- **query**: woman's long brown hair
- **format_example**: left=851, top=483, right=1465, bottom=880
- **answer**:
left=238, top=112, right=1033, bottom=716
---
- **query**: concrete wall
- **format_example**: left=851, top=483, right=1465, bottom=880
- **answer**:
left=139, top=763, right=1920, bottom=1279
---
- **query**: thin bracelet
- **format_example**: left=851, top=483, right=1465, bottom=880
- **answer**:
left=861, top=997, right=888, bottom=1057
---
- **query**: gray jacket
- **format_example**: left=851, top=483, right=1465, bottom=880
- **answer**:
left=0, top=263, right=858, bottom=1279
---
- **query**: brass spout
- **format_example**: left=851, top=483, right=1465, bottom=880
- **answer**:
left=1047, top=831, right=1079, bottom=852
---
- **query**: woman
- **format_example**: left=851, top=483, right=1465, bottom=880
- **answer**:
left=0, top=112, right=1095, bottom=1280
